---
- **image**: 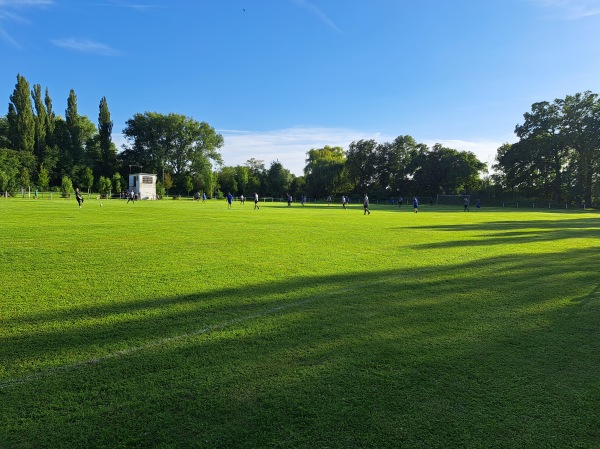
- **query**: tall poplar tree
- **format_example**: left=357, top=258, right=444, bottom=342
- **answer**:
left=65, top=89, right=84, bottom=169
left=42, top=87, right=59, bottom=180
left=98, top=96, right=116, bottom=177
left=31, top=84, right=47, bottom=169
left=44, top=87, right=55, bottom=148
left=7, top=74, right=35, bottom=153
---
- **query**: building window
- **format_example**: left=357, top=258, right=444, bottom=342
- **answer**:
left=142, top=176, right=153, bottom=184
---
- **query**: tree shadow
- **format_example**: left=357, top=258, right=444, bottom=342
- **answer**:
left=1, top=246, right=599, bottom=447
left=404, top=216, right=600, bottom=249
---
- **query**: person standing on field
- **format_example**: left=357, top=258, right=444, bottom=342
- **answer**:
left=342, top=195, right=347, bottom=209
left=227, top=192, right=233, bottom=209
left=464, top=197, right=470, bottom=212
left=75, top=188, right=84, bottom=208
left=254, top=192, right=260, bottom=209
left=363, top=194, right=370, bottom=215
left=413, top=196, right=419, bottom=213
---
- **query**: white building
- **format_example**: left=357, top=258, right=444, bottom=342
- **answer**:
left=128, top=173, right=157, bottom=200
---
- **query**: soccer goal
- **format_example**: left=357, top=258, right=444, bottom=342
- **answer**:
left=436, top=194, right=470, bottom=206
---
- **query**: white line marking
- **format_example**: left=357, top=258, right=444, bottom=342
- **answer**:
left=0, top=285, right=360, bottom=390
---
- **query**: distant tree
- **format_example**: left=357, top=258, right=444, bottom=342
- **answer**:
left=346, top=140, right=377, bottom=192
left=65, top=89, right=85, bottom=171
left=218, top=166, right=238, bottom=195
left=97, top=176, right=112, bottom=197
left=112, top=172, right=124, bottom=194
left=245, top=158, right=266, bottom=193
left=82, top=167, right=94, bottom=194
left=0, top=116, right=10, bottom=149
left=0, top=149, right=20, bottom=191
left=234, top=165, right=249, bottom=194
left=163, top=172, right=173, bottom=196
left=121, top=112, right=223, bottom=190
left=41, top=88, right=59, bottom=179
left=98, top=96, right=116, bottom=178
left=31, top=84, right=47, bottom=169
left=37, top=164, right=50, bottom=191
left=267, top=160, right=292, bottom=197
left=184, top=174, right=193, bottom=196
left=61, top=175, right=74, bottom=196
left=19, top=166, right=31, bottom=189
left=289, top=175, right=306, bottom=198
left=44, top=87, right=56, bottom=149
left=304, top=145, right=346, bottom=197
left=412, top=144, right=486, bottom=196
left=560, top=91, right=600, bottom=205
left=495, top=91, right=600, bottom=205
left=7, top=74, right=35, bottom=153
left=375, top=135, right=422, bottom=193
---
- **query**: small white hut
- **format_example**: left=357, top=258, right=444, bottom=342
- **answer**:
left=128, top=173, right=157, bottom=200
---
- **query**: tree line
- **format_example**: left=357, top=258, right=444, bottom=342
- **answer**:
left=2, top=74, right=598, bottom=204
left=493, top=91, right=600, bottom=206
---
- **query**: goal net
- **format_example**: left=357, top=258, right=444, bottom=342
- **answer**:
left=436, top=194, right=470, bottom=206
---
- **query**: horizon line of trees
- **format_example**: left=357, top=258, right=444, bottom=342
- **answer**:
left=2, top=74, right=598, bottom=205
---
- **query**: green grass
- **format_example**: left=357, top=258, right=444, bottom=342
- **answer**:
left=1, top=197, right=599, bottom=448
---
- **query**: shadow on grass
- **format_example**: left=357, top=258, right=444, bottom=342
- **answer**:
left=1, top=245, right=599, bottom=448
left=404, top=216, right=600, bottom=249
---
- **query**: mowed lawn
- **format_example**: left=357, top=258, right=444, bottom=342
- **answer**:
left=1, top=197, right=599, bottom=449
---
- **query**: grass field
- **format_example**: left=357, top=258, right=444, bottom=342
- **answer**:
left=1, top=197, right=599, bottom=449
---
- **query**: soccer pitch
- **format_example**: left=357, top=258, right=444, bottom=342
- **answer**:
left=1, top=198, right=599, bottom=448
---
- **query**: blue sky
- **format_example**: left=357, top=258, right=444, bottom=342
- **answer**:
left=2, top=0, right=600, bottom=175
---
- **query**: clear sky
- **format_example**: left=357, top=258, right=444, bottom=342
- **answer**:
left=2, top=0, right=600, bottom=175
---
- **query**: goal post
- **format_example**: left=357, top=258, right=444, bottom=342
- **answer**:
left=436, top=194, right=470, bottom=206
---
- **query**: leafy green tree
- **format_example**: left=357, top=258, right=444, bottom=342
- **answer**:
left=346, top=140, right=378, bottom=192
left=184, top=175, right=193, bottom=196
left=19, top=166, right=31, bottom=189
left=96, top=176, right=112, bottom=197
left=37, top=165, right=50, bottom=191
left=234, top=165, right=249, bottom=194
left=560, top=91, right=600, bottom=205
left=290, top=175, right=306, bottom=198
left=163, top=172, right=173, bottom=196
left=82, top=167, right=94, bottom=194
left=376, top=136, right=422, bottom=193
left=61, top=175, right=74, bottom=196
left=121, top=112, right=223, bottom=190
left=218, top=166, right=238, bottom=195
left=31, top=84, right=47, bottom=170
left=7, top=74, right=35, bottom=153
left=98, top=96, right=116, bottom=178
left=245, top=158, right=266, bottom=194
left=304, top=145, right=346, bottom=197
left=44, top=87, right=56, bottom=149
left=112, top=172, right=124, bottom=194
left=495, top=91, right=600, bottom=205
left=267, top=160, right=292, bottom=197
left=412, top=144, right=486, bottom=196
left=66, top=90, right=85, bottom=165
left=0, top=116, right=11, bottom=149
left=156, top=181, right=166, bottom=198
left=41, top=88, right=59, bottom=179
left=0, top=149, right=20, bottom=192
